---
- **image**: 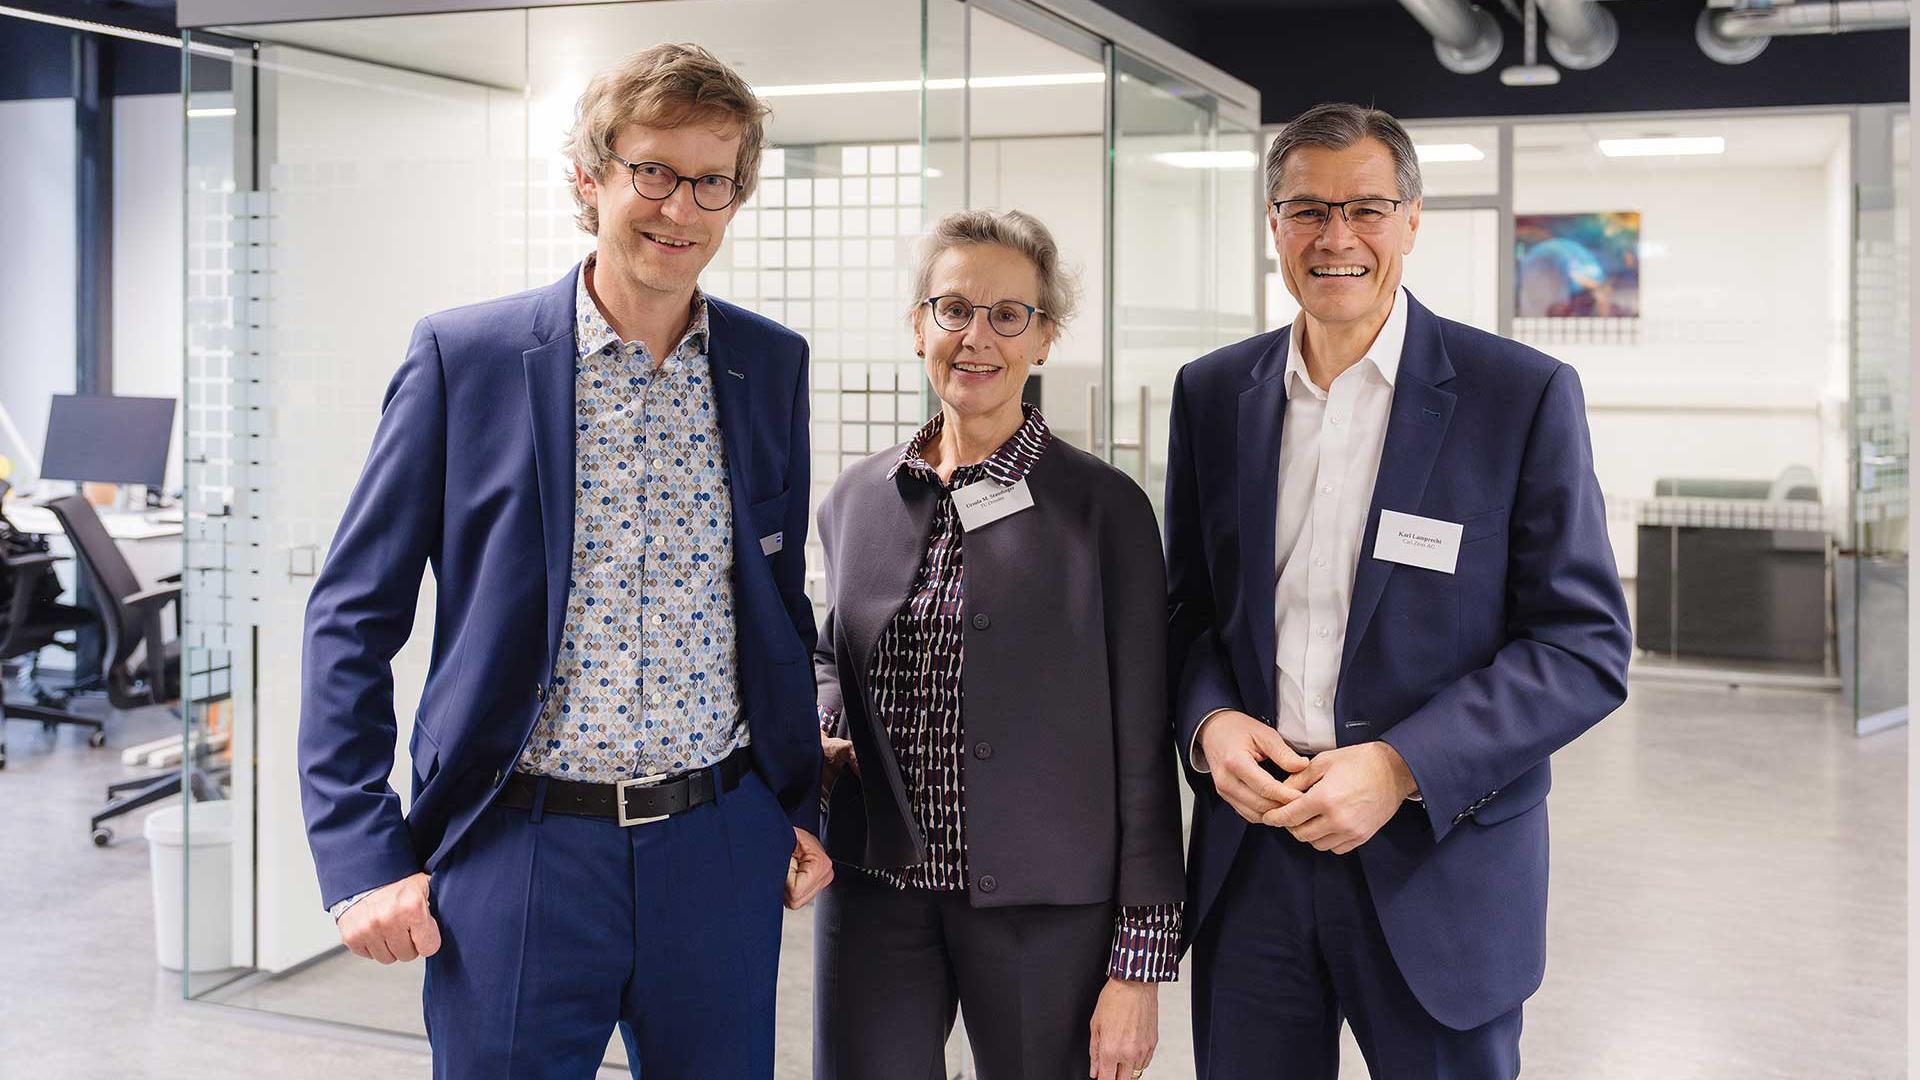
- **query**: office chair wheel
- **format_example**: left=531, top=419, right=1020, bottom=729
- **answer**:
left=87, top=731, right=107, bottom=749
left=91, top=827, right=113, bottom=847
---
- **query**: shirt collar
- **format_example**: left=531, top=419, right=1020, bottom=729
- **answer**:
left=888, top=403, right=1052, bottom=487
left=1282, top=285, right=1408, bottom=400
left=575, top=253, right=711, bottom=363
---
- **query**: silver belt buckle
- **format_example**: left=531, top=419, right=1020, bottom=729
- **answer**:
left=614, top=771, right=671, bottom=827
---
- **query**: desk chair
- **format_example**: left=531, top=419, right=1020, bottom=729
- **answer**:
left=0, top=524, right=104, bottom=769
left=41, top=495, right=207, bottom=845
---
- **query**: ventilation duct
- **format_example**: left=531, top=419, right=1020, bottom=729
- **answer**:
left=1399, top=0, right=1506, bottom=73
left=1698, top=0, right=1912, bottom=64
left=1535, top=0, right=1620, bottom=68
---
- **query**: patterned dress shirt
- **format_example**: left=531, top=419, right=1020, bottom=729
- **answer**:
left=825, top=405, right=1182, bottom=982
left=516, top=257, right=746, bottom=782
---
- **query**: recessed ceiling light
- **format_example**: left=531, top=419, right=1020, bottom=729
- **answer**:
left=1152, top=150, right=1259, bottom=170
left=1416, top=143, right=1486, bottom=163
left=1597, top=136, right=1726, bottom=158
left=754, top=72, right=1104, bottom=99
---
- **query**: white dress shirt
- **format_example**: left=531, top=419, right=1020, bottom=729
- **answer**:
left=1191, top=287, right=1409, bottom=770
left=1272, top=287, right=1407, bottom=753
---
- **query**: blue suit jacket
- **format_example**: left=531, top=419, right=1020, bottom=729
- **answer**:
left=1165, top=291, right=1630, bottom=1031
left=299, top=265, right=820, bottom=910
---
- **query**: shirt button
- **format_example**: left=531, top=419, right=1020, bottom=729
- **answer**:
left=652, top=458, right=664, bottom=469
left=1330, top=416, right=1344, bottom=426
left=971, top=613, right=991, bottom=630
left=978, top=875, right=998, bottom=894
left=973, top=741, right=993, bottom=760
left=1317, top=626, right=1331, bottom=638
left=1313, top=556, right=1327, bottom=568
left=1320, top=484, right=1334, bottom=496
left=1313, top=695, right=1327, bottom=709
left=654, top=614, right=665, bottom=625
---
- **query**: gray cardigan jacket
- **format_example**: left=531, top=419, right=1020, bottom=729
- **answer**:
left=813, top=434, right=1186, bottom=910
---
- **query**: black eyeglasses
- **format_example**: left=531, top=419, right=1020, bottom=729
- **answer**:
left=610, top=155, right=742, bottom=211
left=923, top=295, right=1046, bottom=337
left=1272, top=197, right=1405, bottom=234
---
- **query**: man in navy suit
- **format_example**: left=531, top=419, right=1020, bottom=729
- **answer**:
left=1165, top=103, right=1631, bottom=1078
left=298, top=44, right=830, bottom=1079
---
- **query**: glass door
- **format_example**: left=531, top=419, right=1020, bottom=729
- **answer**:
left=1110, top=51, right=1258, bottom=513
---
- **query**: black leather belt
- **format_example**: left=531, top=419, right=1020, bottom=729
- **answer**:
left=498, top=746, right=752, bottom=826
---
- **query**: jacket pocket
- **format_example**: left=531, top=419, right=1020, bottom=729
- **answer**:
left=1459, top=506, right=1509, bottom=545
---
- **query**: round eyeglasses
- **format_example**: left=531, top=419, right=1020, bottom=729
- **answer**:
left=923, top=295, right=1047, bottom=337
left=1272, top=197, right=1405, bottom=235
left=611, top=155, right=742, bottom=211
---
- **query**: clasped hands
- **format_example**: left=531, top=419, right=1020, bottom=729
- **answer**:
left=1195, top=710, right=1417, bottom=856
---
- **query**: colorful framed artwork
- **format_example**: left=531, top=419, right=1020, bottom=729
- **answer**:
left=1514, top=212, right=1641, bottom=318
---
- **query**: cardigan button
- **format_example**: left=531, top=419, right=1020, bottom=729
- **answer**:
left=973, top=741, right=993, bottom=760
left=971, top=613, right=991, bottom=630
left=978, top=875, right=998, bottom=894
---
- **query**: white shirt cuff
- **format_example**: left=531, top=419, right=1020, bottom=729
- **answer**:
left=329, top=887, right=377, bottom=922
left=1189, top=707, right=1237, bottom=774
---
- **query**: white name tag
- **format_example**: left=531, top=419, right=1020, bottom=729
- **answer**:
left=1372, top=509, right=1463, bottom=574
left=759, top=532, right=784, bottom=556
left=952, top=477, right=1035, bottom=532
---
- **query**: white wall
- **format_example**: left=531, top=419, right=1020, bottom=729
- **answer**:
left=0, top=98, right=77, bottom=486
left=1516, top=162, right=1849, bottom=577
left=112, top=93, right=185, bottom=494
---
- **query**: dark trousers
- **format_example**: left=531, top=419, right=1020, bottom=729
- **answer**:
left=422, top=769, right=794, bottom=1079
left=1192, top=825, right=1522, bottom=1080
left=813, top=869, right=1113, bottom=1080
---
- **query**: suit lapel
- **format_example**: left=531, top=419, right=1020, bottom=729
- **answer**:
left=1236, top=352, right=1289, bottom=721
left=1338, top=296, right=1457, bottom=692
left=705, top=300, right=757, bottom=573
left=524, top=267, right=581, bottom=672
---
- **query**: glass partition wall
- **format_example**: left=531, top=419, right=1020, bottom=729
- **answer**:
left=177, top=0, right=1258, bottom=1057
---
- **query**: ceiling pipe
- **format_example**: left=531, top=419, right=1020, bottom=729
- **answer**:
left=1698, top=0, right=1912, bottom=63
left=1399, top=0, right=1506, bottom=73
left=1535, top=0, right=1620, bottom=68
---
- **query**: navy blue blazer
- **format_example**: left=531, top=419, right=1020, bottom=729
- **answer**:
left=1165, top=291, right=1631, bottom=1031
left=299, top=265, right=820, bottom=910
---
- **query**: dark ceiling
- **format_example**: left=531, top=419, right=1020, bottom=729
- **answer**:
left=6, top=0, right=1912, bottom=121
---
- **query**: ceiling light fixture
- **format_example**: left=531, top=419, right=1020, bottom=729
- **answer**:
left=1415, top=143, right=1487, bottom=163
left=1597, top=136, right=1726, bottom=157
left=1152, top=150, right=1259, bottom=170
left=754, top=71, right=1104, bottom=98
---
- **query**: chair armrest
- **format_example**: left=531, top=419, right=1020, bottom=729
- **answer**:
left=124, top=583, right=182, bottom=614
left=159, top=571, right=183, bottom=584
left=1, top=551, right=62, bottom=574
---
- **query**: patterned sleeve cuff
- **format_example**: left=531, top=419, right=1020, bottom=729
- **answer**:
left=1107, top=903, right=1183, bottom=983
left=818, top=705, right=845, bottom=738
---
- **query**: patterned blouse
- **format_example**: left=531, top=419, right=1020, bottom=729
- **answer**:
left=517, top=257, right=746, bottom=782
left=827, top=405, right=1181, bottom=982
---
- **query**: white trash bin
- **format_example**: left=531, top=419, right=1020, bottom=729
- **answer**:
left=145, top=799, right=234, bottom=972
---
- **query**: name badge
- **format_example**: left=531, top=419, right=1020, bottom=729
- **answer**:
left=1372, top=509, right=1463, bottom=574
left=759, top=532, right=784, bottom=556
left=952, top=477, right=1035, bottom=532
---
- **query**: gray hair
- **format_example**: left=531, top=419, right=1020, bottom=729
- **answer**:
left=907, top=209, right=1079, bottom=334
left=1265, top=103, right=1423, bottom=204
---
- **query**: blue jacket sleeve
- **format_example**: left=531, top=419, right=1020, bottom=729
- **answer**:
left=1164, top=366, right=1244, bottom=773
left=1381, top=363, right=1631, bottom=842
left=298, top=317, right=446, bottom=909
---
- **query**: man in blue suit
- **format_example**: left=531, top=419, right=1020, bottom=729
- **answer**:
left=1166, top=103, right=1631, bottom=1078
left=298, top=44, right=831, bottom=1079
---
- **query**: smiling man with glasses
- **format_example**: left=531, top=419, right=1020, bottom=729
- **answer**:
left=299, top=42, right=827, bottom=1079
left=1164, top=103, right=1631, bottom=1077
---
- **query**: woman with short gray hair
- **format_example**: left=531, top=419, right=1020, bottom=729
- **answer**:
left=810, top=208, right=1186, bottom=1080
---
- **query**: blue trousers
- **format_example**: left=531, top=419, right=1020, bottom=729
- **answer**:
left=1192, top=824, right=1522, bottom=1080
left=422, top=768, right=795, bottom=1079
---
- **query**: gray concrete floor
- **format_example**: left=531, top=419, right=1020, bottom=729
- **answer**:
left=1, top=677, right=1905, bottom=1078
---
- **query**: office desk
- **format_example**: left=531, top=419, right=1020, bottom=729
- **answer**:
left=3, top=501, right=184, bottom=674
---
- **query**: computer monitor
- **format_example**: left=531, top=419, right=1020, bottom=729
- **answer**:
left=40, top=395, right=175, bottom=490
